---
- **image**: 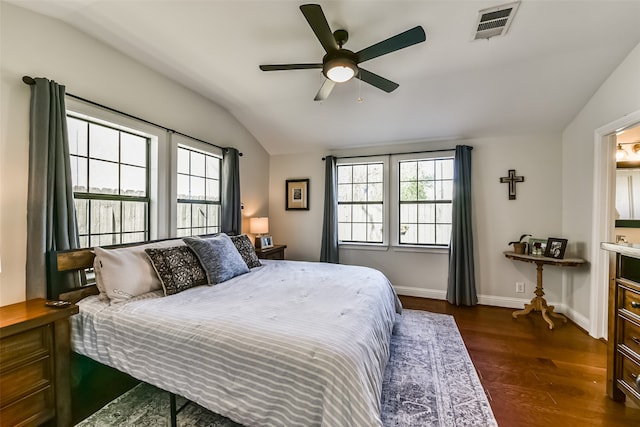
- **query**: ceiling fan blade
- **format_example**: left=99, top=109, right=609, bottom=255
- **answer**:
left=356, top=26, right=426, bottom=63
left=300, top=4, right=338, bottom=53
left=259, top=64, right=323, bottom=71
left=356, top=68, right=399, bottom=93
left=314, top=79, right=336, bottom=101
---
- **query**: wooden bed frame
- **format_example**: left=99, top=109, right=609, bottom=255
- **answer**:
left=46, top=237, right=208, bottom=426
left=47, top=246, right=98, bottom=302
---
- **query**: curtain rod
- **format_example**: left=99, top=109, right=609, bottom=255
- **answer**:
left=22, top=76, right=242, bottom=156
left=322, top=147, right=461, bottom=161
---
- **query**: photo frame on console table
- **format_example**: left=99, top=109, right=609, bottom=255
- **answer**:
left=528, top=238, right=547, bottom=256
left=544, top=237, right=568, bottom=259
left=286, top=178, right=309, bottom=210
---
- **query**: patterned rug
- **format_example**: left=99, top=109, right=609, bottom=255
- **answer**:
left=75, top=310, right=496, bottom=427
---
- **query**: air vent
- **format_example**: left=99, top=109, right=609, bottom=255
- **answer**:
left=473, top=2, right=520, bottom=40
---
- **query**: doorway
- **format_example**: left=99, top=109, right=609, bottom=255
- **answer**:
left=590, top=111, right=640, bottom=339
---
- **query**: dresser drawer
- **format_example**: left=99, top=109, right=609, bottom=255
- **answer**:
left=0, top=386, right=54, bottom=427
left=618, top=352, right=640, bottom=401
left=0, top=355, right=52, bottom=404
left=620, top=285, right=640, bottom=320
left=620, top=315, right=640, bottom=358
left=0, top=325, right=50, bottom=369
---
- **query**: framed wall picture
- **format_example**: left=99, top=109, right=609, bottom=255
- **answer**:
left=544, top=237, right=568, bottom=259
left=286, top=178, right=309, bottom=210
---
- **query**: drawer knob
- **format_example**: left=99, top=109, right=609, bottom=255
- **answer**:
left=633, top=301, right=640, bottom=309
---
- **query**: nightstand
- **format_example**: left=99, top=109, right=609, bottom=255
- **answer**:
left=0, top=298, right=78, bottom=427
left=257, top=244, right=287, bottom=260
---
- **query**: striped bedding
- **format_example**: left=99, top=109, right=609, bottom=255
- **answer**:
left=71, top=260, right=402, bottom=427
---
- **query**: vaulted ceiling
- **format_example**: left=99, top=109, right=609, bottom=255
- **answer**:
left=10, top=0, right=640, bottom=154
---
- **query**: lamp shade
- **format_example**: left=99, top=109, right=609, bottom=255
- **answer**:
left=250, top=217, right=269, bottom=235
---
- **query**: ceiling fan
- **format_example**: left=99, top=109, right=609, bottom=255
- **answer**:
left=259, top=4, right=426, bottom=101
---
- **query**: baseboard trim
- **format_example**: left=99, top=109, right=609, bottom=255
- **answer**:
left=393, top=286, right=535, bottom=308
left=561, top=305, right=591, bottom=332
left=393, top=286, right=446, bottom=300
left=393, top=286, right=589, bottom=328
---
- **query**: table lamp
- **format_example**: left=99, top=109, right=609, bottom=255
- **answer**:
left=250, top=217, right=271, bottom=249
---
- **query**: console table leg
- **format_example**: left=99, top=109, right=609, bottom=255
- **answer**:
left=545, top=304, right=567, bottom=323
left=541, top=307, right=555, bottom=329
left=513, top=261, right=566, bottom=330
left=512, top=302, right=534, bottom=318
left=505, top=251, right=583, bottom=331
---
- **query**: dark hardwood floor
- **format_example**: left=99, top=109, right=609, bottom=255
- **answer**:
left=399, top=296, right=640, bottom=427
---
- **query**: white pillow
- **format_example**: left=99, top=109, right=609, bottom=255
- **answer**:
left=93, top=239, right=185, bottom=304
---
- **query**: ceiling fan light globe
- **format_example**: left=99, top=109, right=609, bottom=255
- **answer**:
left=327, top=65, right=355, bottom=82
left=323, top=54, right=358, bottom=83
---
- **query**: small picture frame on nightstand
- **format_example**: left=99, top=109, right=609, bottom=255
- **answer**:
left=256, top=235, right=273, bottom=249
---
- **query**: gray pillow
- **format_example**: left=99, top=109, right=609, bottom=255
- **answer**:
left=230, top=234, right=262, bottom=269
left=183, top=234, right=249, bottom=284
left=145, top=246, right=207, bottom=296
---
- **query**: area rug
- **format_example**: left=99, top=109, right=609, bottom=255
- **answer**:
left=75, top=310, right=496, bottom=427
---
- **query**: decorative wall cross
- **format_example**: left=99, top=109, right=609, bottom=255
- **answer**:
left=499, top=169, right=524, bottom=200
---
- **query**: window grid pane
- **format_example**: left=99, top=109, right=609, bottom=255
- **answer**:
left=176, top=145, right=221, bottom=236
left=68, top=115, right=150, bottom=247
left=398, top=158, right=453, bottom=246
left=337, top=162, right=384, bottom=244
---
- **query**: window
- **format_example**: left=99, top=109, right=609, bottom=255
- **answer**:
left=337, top=162, right=384, bottom=243
left=68, top=115, right=150, bottom=248
left=176, top=145, right=221, bottom=237
left=398, top=157, right=453, bottom=246
left=336, top=152, right=454, bottom=249
left=66, top=100, right=224, bottom=247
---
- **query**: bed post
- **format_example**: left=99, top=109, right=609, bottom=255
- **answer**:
left=170, top=393, right=177, bottom=427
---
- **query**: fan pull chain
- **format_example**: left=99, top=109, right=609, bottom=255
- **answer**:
left=357, top=71, right=363, bottom=104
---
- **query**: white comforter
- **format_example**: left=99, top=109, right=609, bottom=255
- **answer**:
left=72, top=260, right=401, bottom=427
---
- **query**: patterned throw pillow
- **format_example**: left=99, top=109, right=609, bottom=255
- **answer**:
left=230, top=234, right=262, bottom=269
left=183, top=234, right=250, bottom=285
left=145, top=246, right=208, bottom=295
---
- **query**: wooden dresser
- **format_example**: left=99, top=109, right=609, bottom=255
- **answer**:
left=0, top=298, right=78, bottom=426
left=602, top=243, right=640, bottom=406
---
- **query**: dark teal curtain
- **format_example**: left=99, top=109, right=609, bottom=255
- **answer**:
left=221, top=147, right=241, bottom=234
left=26, top=78, right=79, bottom=299
left=320, top=156, right=339, bottom=263
left=446, top=145, right=477, bottom=306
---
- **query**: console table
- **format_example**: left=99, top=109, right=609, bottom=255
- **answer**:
left=504, top=251, right=585, bottom=329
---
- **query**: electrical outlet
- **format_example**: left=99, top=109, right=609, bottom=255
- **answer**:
left=516, top=282, right=525, bottom=293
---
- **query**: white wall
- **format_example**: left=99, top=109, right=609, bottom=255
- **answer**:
left=0, top=3, right=270, bottom=306
left=562, top=42, right=640, bottom=323
left=270, top=133, right=566, bottom=308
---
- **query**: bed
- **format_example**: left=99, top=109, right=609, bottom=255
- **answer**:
left=49, top=234, right=401, bottom=427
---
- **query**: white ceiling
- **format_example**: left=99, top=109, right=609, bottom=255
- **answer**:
left=10, top=0, right=640, bottom=155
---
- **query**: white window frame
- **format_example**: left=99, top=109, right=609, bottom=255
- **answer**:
left=169, top=134, right=223, bottom=237
left=390, top=151, right=455, bottom=252
left=66, top=98, right=167, bottom=241
left=67, top=114, right=152, bottom=247
left=337, top=156, right=390, bottom=249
